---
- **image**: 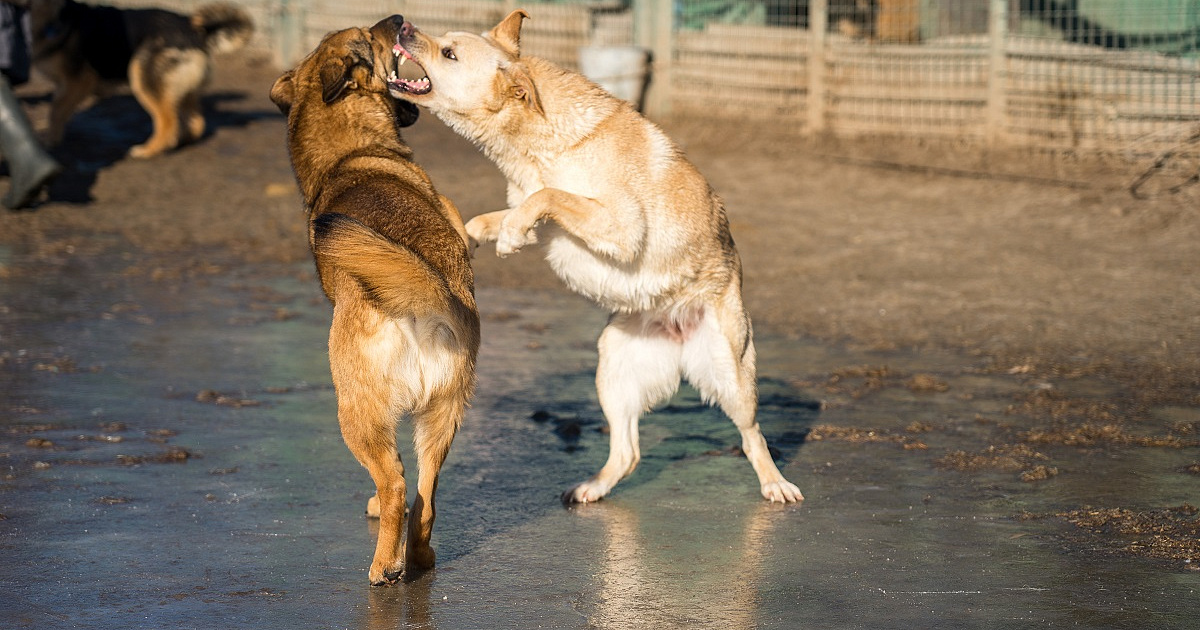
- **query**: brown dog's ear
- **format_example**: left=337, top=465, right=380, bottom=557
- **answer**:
left=507, top=64, right=542, bottom=116
left=488, top=9, right=529, bottom=57
left=269, top=70, right=295, bottom=114
left=396, top=100, right=420, bottom=127
left=319, top=57, right=358, bottom=104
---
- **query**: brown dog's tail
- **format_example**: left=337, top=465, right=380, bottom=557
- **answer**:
left=312, top=212, right=458, bottom=324
left=193, top=3, right=254, bottom=54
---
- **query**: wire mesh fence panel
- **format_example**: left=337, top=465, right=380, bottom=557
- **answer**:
left=403, top=0, right=506, bottom=41
left=672, top=23, right=810, bottom=124
left=301, top=0, right=403, bottom=48
left=517, top=3, right=594, bottom=70
left=825, top=36, right=991, bottom=138
left=669, top=0, right=1199, bottom=156
left=1007, top=0, right=1200, bottom=156
left=86, top=0, right=1198, bottom=166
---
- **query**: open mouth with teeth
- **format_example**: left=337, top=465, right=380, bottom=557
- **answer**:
left=389, top=43, right=431, bottom=96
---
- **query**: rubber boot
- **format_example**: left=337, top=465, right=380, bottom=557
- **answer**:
left=0, top=75, right=60, bottom=209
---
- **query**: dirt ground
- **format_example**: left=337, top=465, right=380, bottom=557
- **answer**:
left=2, top=51, right=1198, bottom=565
left=7, top=53, right=1198, bottom=395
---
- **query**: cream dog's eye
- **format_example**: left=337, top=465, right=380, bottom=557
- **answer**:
left=441, top=47, right=456, bottom=61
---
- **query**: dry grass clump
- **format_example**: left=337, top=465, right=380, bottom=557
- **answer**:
left=818, top=365, right=950, bottom=398
left=1025, top=504, right=1200, bottom=566
left=935, top=444, right=1059, bottom=482
left=807, top=424, right=929, bottom=450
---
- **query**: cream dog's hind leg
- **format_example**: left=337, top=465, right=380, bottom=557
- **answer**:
left=681, top=301, right=804, bottom=503
left=564, top=312, right=682, bottom=503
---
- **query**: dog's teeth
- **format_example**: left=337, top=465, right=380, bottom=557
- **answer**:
left=390, top=71, right=397, bottom=81
left=398, top=55, right=406, bottom=66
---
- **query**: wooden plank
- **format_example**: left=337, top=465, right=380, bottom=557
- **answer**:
left=830, top=85, right=989, bottom=102
left=674, top=57, right=806, bottom=87
left=676, top=29, right=807, bottom=58
left=831, top=106, right=985, bottom=125
left=703, top=22, right=813, bottom=47
left=669, top=83, right=806, bottom=115
left=405, top=0, right=503, bottom=34
left=830, top=45, right=988, bottom=59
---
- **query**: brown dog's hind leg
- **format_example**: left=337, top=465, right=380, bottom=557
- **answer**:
left=338, top=396, right=407, bottom=584
left=329, top=308, right=407, bottom=585
left=405, top=394, right=464, bottom=572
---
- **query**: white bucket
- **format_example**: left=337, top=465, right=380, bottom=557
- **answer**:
left=578, top=45, right=650, bottom=109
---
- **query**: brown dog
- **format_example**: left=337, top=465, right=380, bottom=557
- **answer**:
left=391, top=12, right=803, bottom=504
left=270, top=15, right=479, bottom=585
left=29, top=0, right=253, bottom=158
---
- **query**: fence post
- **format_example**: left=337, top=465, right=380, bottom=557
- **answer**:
left=986, top=0, right=1008, bottom=144
left=275, top=0, right=304, bottom=68
left=636, top=0, right=673, bottom=119
left=807, top=0, right=828, bottom=134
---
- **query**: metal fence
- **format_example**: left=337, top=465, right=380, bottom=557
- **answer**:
left=97, top=0, right=1200, bottom=159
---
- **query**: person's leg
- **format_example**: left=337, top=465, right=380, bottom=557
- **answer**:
left=0, top=75, right=59, bottom=209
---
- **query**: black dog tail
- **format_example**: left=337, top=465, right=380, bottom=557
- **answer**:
left=192, top=3, right=254, bottom=54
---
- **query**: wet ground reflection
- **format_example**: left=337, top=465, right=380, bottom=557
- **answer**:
left=1, top=257, right=1197, bottom=628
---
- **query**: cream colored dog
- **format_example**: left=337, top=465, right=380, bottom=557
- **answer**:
left=390, top=11, right=802, bottom=504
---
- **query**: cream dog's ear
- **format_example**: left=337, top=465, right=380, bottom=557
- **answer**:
left=269, top=70, right=295, bottom=114
left=507, top=64, right=542, bottom=116
left=488, top=9, right=529, bottom=57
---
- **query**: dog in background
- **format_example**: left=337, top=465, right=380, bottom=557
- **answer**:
left=270, top=15, right=479, bottom=584
left=391, top=12, right=803, bottom=505
left=28, top=0, right=253, bottom=158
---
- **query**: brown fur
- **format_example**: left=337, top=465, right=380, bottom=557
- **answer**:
left=392, top=12, right=802, bottom=504
left=270, top=15, right=479, bottom=585
left=29, top=0, right=253, bottom=158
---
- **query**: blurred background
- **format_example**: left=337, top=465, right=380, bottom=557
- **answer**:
left=104, top=0, right=1200, bottom=162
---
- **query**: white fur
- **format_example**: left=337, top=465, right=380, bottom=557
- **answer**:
left=403, top=17, right=803, bottom=503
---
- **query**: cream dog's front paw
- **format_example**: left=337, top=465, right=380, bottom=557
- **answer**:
left=465, top=210, right=507, bottom=245
left=495, top=220, right=538, bottom=257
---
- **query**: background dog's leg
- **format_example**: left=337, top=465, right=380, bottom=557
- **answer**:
left=127, top=92, right=178, bottom=158
left=564, top=313, right=681, bottom=503
left=181, top=91, right=205, bottom=143
left=128, top=56, right=181, bottom=158
left=405, top=396, right=463, bottom=572
left=681, top=301, right=804, bottom=503
left=46, top=75, right=97, bottom=146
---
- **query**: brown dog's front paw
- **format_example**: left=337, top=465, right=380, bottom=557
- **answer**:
left=369, top=561, right=403, bottom=586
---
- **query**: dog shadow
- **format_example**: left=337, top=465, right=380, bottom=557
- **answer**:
left=505, top=371, right=818, bottom=501
left=21, top=89, right=280, bottom=204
